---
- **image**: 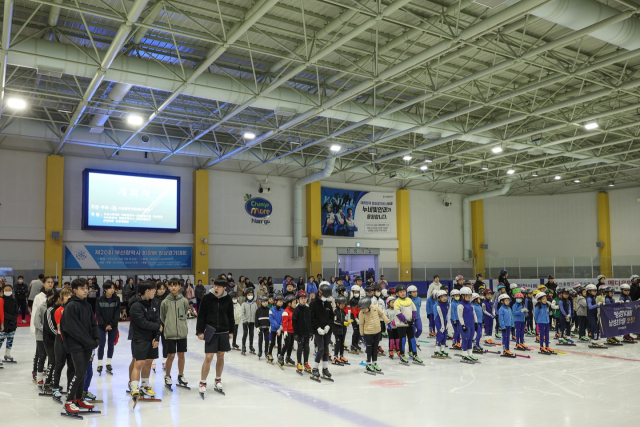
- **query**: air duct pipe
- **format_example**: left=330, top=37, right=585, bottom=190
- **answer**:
left=462, top=180, right=512, bottom=260
left=293, top=157, right=335, bottom=258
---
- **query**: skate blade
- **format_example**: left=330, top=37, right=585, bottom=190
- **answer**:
left=332, top=362, right=343, bottom=366
left=374, top=371, right=384, bottom=375
left=266, top=361, right=274, bottom=365
left=106, top=371, right=113, bottom=375
left=200, top=392, right=205, bottom=400
left=411, top=361, right=424, bottom=365
left=321, top=376, right=334, bottom=382
left=176, top=385, right=191, bottom=390
left=348, top=351, right=360, bottom=355
left=3, top=360, right=17, bottom=363
left=459, top=359, right=476, bottom=364
left=607, top=342, right=623, bottom=346
left=556, top=343, right=577, bottom=346
left=296, top=370, right=303, bottom=376
left=214, top=389, right=225, bottom=396
left=310, top=376, right=321, bottom=383
left=623, top=341, right=638, bottom=344
left=77, top=410, right=101, bottom=415
left=589, top=345, right=609, bottom=349
left=501, top=354, right=517, bottom=358
left=39, top=392, right=53, bottom=397
left=165, top=385, right=173, bottom=392
left=53, top=398, right=63, bottom=405
left=276, top=363, right=284, bottom=370
left=60, top=412, right=83, bottom=420
left=364, top=371, right=376, bottom=376
left=431, top=356, right=446, bottom=359
left=85, top=400, right=103, bottom=403
left=399, top=361, right=410, bottom=366
left=284, top=364, right=296, bottom=367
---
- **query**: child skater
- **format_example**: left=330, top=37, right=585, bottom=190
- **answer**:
left=267, top=293, right=284, bottom=366
left=160, top=278, right=189, bottom=390
left=372, top=284, right=387, bottom=342
left=433, top=290, right=450, bottom=358
left=512, top=293, right=528, bottom=350
left=332, top=295, right=351, bottom=365
left=472, top=292, right=483, bottom=353
left=280, top=295, right=297, bottom=368
left=359, top=297, right=390, bottom=374
left=426, top=287, right=437, bottom=337
left=309, top=283, right=334, bottom=381
left=408, top=285, right=422, bottom=350
left=293, top=291, right=312, bottom=373
left=51, top=289, right=73, bottom=402
left=42, top=290, right=60, bottom=392
left=534, top=292, right=554, bottom=354
left=498, top=294, right=515, bottom=357
left=558, top=288, right=573, bottom=344
left=34, top=289, right=55, bottom=390
left=348, top=283, right=362, bottom=353
left=393, top=284, right=422, bottom=364
left=386, top=297, right=398, bottom=358
left=241, top=288, right=257, bottom=355
left=525, top=289, right=535, bottom=336
left=584, top=284, right=605, bottom=348
left=255, top=295, right=271, bottom=359
left=458, top=287, right=478, bottom=363
left=1, top=283, right=19, bottom=364
left=619, top=284, right=635, bottom=343
left=95, top=281, right=120, bottom=375
left=494, top=284, right=507, bottom=339
left=449, top=289, right=461, bottom=349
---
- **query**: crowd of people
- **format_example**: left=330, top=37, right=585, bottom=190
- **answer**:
left=1, top=270, right=639, bottom=418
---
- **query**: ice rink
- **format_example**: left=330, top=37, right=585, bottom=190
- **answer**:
left=1, top=316, right=639, bottom=427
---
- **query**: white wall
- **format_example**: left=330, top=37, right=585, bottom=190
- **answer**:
left=609, top=187, right=640, bottom=256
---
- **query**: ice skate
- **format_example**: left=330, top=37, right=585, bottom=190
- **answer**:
left=377, top=346, right=386, bottom=356
left=473, top=346, right=485, bottom=354
left=267, top=354, right=274, bottom=365
left=364, top=363, right=376, bottom=375
left=339, top=356, right=350, bottom=365
left=304, top=363, right=312, bottom=373
left=432, top=351, right=446, bottom=359
left=388, top=350, right=394, bottom=360
left=81, top=391, right=100, bottom=402
left=495, top=332, right=501, bottom=339
left=310, top=368, right=321, bottom=383
left=332, top=356, right=343, bottom=366
left=399, top=354, right=410, bottom=365
left=545, top=347, right=557, bottom=354
left=250, top=346, right=256, bottom=354
left=348, top=345, right=360, bottom=355
left=623, top=335, right=637, bottom=343
left=141, top=386, right=155, bottom=398
left=214, top=379, right=225, bottom=395
left=61, top=400, right=82, bottom=419
left=501, top=350, right=516, bottom=358
left=176, top=375, right=190, bottom=390
left=296, top=363, right=304, bottom=375
left=579, top=336, right=590, bottom=342
left=589, top=342, right=608, bottom=349
left=606, top=337, right=623, bottom=346
left=241, top=346, right=246, bottom=356
left=52, top=388, right=63, bottom=404
left=96, top=365, right=102, bottom=376
left=164, top=376, right=173, bottom=391
left=258, top=350, right=263, bottom=360
left=460, top=355, right=475, bottom=364
left=276, top=355, right=285, bottom=370
left=199, top=382, right=206, bottom=400
left=3, top=355, right=15, bottom=363
left=468, top=354, right=480, bottom=363
left=103, top=364, right=112, bottom=375
left=321, top=368, right=334, bottom=382
left=232, top=344, right=240, bottom=351
left=285, top=357, right=296, bottom=367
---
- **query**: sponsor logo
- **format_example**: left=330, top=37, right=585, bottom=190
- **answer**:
left=244, top=194, right=272, bottom=218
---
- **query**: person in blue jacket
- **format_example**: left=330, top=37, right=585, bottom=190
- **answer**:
left=449, top=289, right=461, bottom=350
left=498, top=294, right=515, bottom=357
left=512, top=292, right=528, bottom=350
left=433, top=290, right=450, bottom=359
left=425, top=289, right=437, bottom=337
left=267, top=294, right=284, bottom=364
left=457, top=288, right=478, bottom=363
left=482, top=289, right=495, bottom=345
left=584, top=284, right=605, bottom=348
left=558, top=288, right=573, bottom=344
left=306, top=277, right=318, bottom=298
left=472, top=292, right=483, bottom=352
left=493, top=284, right=507, bottom=339
left=534, top=292, right=554, bottom=354
left=408, top=285, right=422, bottom=344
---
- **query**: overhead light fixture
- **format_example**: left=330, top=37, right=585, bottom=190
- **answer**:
left=506, top=169, right=515, bottom=175
left=244, top=131, right=256, bottom=140
left=492, top=146, right=503, bottom=154
left=531, top=171, right=539, bottom=177
left=531, top=134, right=542, bottom=144
left=424, top=156, right=433, bottom=163
left=403, top=155, right=412, bottom=161
left=330, top=144, right=341, bottom=152
left=127, top=115, right=143, bottom=126
left=608, top=181, right=615, bottom=187
left=574, top=179, right=581, bottom=183
left=6, top=97, right=26, bottom=110
left=555, top=175, right=561, bottom=180
left=584, top=122, right=599, bottom=130
left=481, top=163, right=489, bottom=170
left=420, top=165, right=428, bottom=171
left=368, top=148, right=378, bottom=156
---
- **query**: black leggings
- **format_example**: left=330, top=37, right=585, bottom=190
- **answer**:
left=161, top=333, right=168, bottom=359
left=577, top=316, right=587, bottom=337
left=296, top=335, right=310, bottom=364
left=36, top=340, right=47, bottom=373
left=232, top=324, right=239, bottom=347
left=17, top=298, right=28, bottom=322
left=44, top=338, right=56, bottom=385
left=258, top=328, right=269, bottom=352
left=364, top=333, right=382, bottom=363
left=334, top=334, right=345, bottom=357
left=67, top=350, right=92, bottom=401
left=98, top=328, right=117, bottom=360
left=268, top=331, right=282, bottom=356
left=242, top=322, right=254, bottom=347
left=314, top=333, right=331, bottom=363
left=283, top=334, right=294, bottom=358
left=351, top=323, right=361, bottom=346
left=53, top=336, right=74, bottom=390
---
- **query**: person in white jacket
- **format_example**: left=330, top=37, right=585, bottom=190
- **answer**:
left=30, top=276, right=54, bottom=384
left=426, top=275, right=442, bottom=300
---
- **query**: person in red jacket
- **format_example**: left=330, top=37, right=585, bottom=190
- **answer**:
left=280, top=295, right=297, bottom=368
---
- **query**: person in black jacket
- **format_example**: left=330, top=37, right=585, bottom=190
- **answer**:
left=195, top=279, right=206, bottom=310
left=254, top=295, right=271, bottom=359
left=59, top=279, right=100, bottom=414
left=332, top=295, right=349, bottom=364
left=196, top=278, right=234, bottom=396
left=14, top=276, right=29, bottom=324
left=86, top=278, right=100, bottom=314
left=309, top=283, right=334, bottom=380
left=1, top=283, right=19, bottom=361
left=292, top=290, right=311, bottom=373
left=129, top=281, right=162, bottom=399
left=95, top=281, right=120, bottom=375
left=122, top=278, right=135, bottom=319
left=473, top=273, right=485, bottom=293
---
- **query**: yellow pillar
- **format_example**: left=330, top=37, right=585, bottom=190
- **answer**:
left=193, top=169, right=209, bottom=285
left=597, top=192, right=612, bottom=277
left=470, top=200, right=485, bottom=277
left=44, top=155, right=64, bottom=279
left=396, top=189, right=412, bottom=281
left=306, top=182, right=322, bottom=277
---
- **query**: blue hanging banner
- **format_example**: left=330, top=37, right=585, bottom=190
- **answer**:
left=600, top=301, right=640, bottom=338
left=65, top=244, right=192, bottom=270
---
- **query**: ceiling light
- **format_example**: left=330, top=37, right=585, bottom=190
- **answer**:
left=424, top=157, right=433, bottom=163
left=492, top=146, right=503, bottom=154
left=420, top=165, right=428, bottom=171
left=403, top=155, right=412, bottom=161
left=506, top=169, right=515, bottom=175
left=127, top=115, right=143, bottom=126
left=584, top=122, right=599, bottom=130
left=244, top=131, right=256, bottom=140
left=6, top=97, right=26, bottom=110
left=608, top=181, right=615, bottom=187
left=481, top=163, right=489, bottom=170
left=330, top=144, right=341, bottom=152
left=555, top=175, right=561, bottom=180
left=531, top=171, right=539, bottom=177
left=574, top=179, right=581, bottom=183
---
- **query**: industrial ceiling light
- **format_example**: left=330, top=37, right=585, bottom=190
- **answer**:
left=6, top=97, right=26, bottom=110
left=420, top=165, right=428, bottom=171
left=554, top=175, right=561, bottom=180
left=243, top=131, right=256, bottom=140
left=127, top=115, right=143, bottom=126
left=531, top=171, right=539, bottom=177
left=574, top=179, right=581, bottom=183
left=608, top=181, right=615, bottom=187
left=506, top=169, right=515, bottom=175
left=330, top=144, right=341, bottom=152
left=424, top=156, right=433, bottom=163
left=584, top=122, right=599, bottom=130
left=403, top=155, right=412, bottom=161
left=481, top=163, right=489, bottom=170
left=492, top=146, right=503, bottom=154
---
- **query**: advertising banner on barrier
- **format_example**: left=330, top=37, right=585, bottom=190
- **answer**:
left=65, top=244, right=192, bottom=269
left=551, top=278, right=632, bottom=291
left=600, top=301, right=640, bottom=338
left=320, top=187, right=396, bottom=238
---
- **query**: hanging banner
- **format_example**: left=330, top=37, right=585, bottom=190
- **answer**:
left=320, top=187, right=396, bottom=238
left=65, top=244, right=192, bottom=270
left=600, top=301, right=640, bottom=338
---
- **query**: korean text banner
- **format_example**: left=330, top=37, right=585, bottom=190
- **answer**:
left=65, top=244, right=192, bottom=269
left=320, top=187, right=396, bottom=238
left=599, top=301, right=640, bottom=338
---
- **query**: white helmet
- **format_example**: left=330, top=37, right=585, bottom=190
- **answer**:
left=620, top=284, right=630, bottom=290
left=631, top=275, right=640, bottom=281
left=319, top=281, right=331, bottom=287
left=460, top=287, right=472, bottom=295
left=597, top=275, right=606, bottom=280
left=534, top=292, right=546, bottom=302
left=510, top=283, right=518, bottom=289
left=585, top=284, right=597, bottom=291
left=351, top=285, right=361, bottom=293
left=436, top=290, right=448, bottom=299
left=407, top=285, right=418, bottom=293
left=498, top=294, right=510, bottom=302
left=381, top=289, right=388, bottom=297
left=455, top=275, right=464, bottom=281
left=471, top=293, right=480, bottom=300
left=450, top=289, right=460, bottom=296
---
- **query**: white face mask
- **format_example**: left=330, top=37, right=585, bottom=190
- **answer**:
left=375, top=292, right=381, bottom=297
left=353, top=292, right=360, bottom=298
left=4, top=291, right=11, bottom=297
left=516, top=298, right=522, bottom=303
left=233, top=299, right=238, bottom=304
left=247, top=295, right=254, bottom=301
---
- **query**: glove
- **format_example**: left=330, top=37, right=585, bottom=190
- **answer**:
left=411, top=311, right=418, bottom=321
left=491, top=314, right=495, bottom=319
left=452, top=320, right=458, bottom=327
left=317, top=327, right=325, bottom=336
left=462, top=325, right=468, bottom=333
left=283, top=331, right=288, bottom=339
left=355, top=318, right=360, bottom=325
left=276, top=330, right=281, bottom=336
left=277, top=326, right=282, bottom=333
left=440, top=326, right=445, bottom=333
left=324, top=325, right=330, bottom=334
left=391, top=321, right=396, bottom=327
left=521, top=308, right=528, bottom=313
left=566, top=316, right=570, bottom=322
left=407, top=320, right=414, bottom=327
left=387, top=323, right=393, bottom=331
left=396, top=313, right=407, bottom=323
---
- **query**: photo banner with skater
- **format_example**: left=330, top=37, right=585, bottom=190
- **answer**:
left=320, top=187, right=396, bottom=238
left=600, top=301, right=640, bottom=338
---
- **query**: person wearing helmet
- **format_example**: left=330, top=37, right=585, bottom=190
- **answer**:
left=388, top=287, right=396, bottom=297
left=584, top=284, right=604, bottom=347
left=266, top=293, right=285, bottom=365
left=255, top=295, right=271, bottom=359
left=512, top=293, right=528, bottom=350
left=393, top=285, right=421, bottom=364
left=278, top=295, right=298, bottom=368
left=575, top=286, right=589, bottom=342
left=493, top=284, right=507, bottom=340
left=471, top=293, right=484, bottom=352
left=497, top=294, right=515, bottom=357
left=292, top=291, right=312, bottom=373
left=283, top=280, right=297, bottom=299
left=473, top=273, right=484, bottom=293
left=432, top=290, right=451, bottom=358
left=618, top=284, right=636, bottom=343
left=241, top=288, right=257, bottom=355
left=498, top=270, right=510, bottom=290
left=524, top=289, right=535, bottom=336
left=371, top=284, right=387, bottom=343
left=309, top=282, right=334, bottom=381
left=385, top=297, right=399, bottom=358
left=556, top=289, right=573, bottom=345
left=630, top=275, right=640, bottom=302
left=596, top=275, right=606, bottom=286
left=458, top=287, right=478, bottom=363
left=348, top=282, right=363, bottom=353
left=534, top=292, right=555, bottom=354
left=407, top=285, right=422, bottom=347
left=449, top=289, right=462, bottom=349
left=602, top=287, right=623, bottom=345
left=229, top=292, right=241, bottom=351
left=359, top=297, right=390, bottom=374
left=426, top=284, right=439, bottom=338
left=332, top=295, right=351, bottom=366
left=482, top=289, right=496, bottom=345
left=454, top=275, right=464, bottom=291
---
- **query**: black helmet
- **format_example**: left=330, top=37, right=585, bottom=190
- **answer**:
left=395, top=284, right=407, bottom=293
left=440, top=285, right=449, bottom=292
left=606, top=286, right=614, bottom=293
left=275, top=293, right=284, bottom=301
left=373, top=284, right=381, bottom=292
left=318, top=283, right=331, bottom=296
left=365, top=286, right=374, bottom=293
left=336, top=284, right=346, bottom=293
left=568, top=290, right=577, bottom=297
left=245, top=287, right=254, bottom=295
left=229, top=291, right=238, bottom=298
left=354, top=276, right=362, bottom=282
left=284, top=294, right=295, bottom=304
left=358, top=297, right=372, bottom=310
left=335, top=296, right=347, bottom=305
left=259, top=295, right=268, bottom=302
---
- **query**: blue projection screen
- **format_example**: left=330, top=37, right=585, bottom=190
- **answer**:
left=82, top=169, right=180, bottom=232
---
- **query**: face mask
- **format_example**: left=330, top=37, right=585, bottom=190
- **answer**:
left=353, top=293, right=359, bottom=298
left=375, top=292, right=381, bottom=297
left=233, top=299, right=238, bottom=304
left=4, top=292, right=11, bottom=297
left=516, top=298, right=522, bottom=303
left=248, top=295, right=253, bottom=300
left=454, top=296, right=460, bottom=301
